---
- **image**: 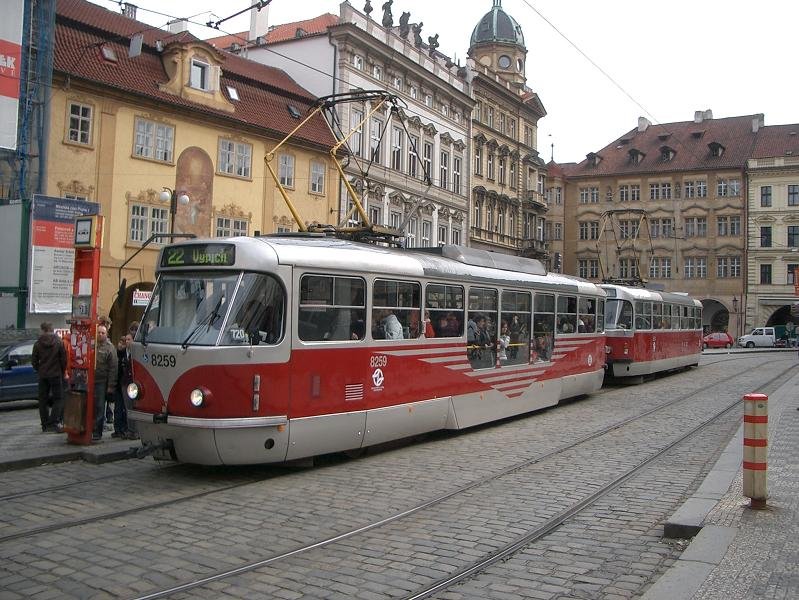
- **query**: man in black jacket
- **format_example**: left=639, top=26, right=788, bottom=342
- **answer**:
left=31, top=322, right=67, bottom=432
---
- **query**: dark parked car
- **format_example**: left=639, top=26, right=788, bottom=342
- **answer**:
left=0, top=339, right=38, bottom=402
left=702, top=331, right=734, bottom=349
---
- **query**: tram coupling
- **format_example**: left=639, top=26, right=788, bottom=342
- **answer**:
left=128, top=439, right=175, bottom=460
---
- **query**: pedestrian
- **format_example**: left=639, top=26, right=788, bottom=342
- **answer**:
left=98, top=315, right=114, bottom=426
left=92, top=324, right=118, bottom=442
left=31, top=322, right=67, bottom=432
left=111, top=334, right=130, bottom=439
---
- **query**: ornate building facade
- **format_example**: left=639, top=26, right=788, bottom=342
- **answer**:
left=467, top=0, right=549, bottom=260
left=744, top=124, right=799, bottom=337
left=47, top=0, right=336, bottom=329
left=232, top=3, right=473, bottom=246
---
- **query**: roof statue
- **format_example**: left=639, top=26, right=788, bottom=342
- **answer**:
left=412, top=21, right=423, bottom=47
left=381, top=0, right=393, bottom=27
left=399, top=12, right=410, bottom=39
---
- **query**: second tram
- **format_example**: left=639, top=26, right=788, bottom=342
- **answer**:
left=128, top=235, right=608, bottom=465
left=601, top=284, right=703, bottom=378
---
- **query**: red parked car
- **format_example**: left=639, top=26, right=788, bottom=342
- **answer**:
left=702, top=331, right=734, bottom=349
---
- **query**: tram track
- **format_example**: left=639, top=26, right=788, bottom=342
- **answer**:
left=119, top=355, right=794, bottom=600
left=0, top=356, right=782, bottom=553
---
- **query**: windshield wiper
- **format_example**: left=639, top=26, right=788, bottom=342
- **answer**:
left=181, top=296, right=224, bottom=350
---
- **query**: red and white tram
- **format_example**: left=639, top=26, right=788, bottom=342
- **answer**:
left=601, top=284, right=703, bottom=379
left=128, top=235, right=607, bottom=465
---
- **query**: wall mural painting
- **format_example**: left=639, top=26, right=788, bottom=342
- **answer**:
left=173, top=147, right=213, bottom=236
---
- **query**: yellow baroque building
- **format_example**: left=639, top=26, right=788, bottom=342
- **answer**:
left=48, top=0, right=338, bottom=334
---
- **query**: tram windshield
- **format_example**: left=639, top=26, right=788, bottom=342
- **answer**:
left=604, top=299, right=633, bottom=330
left=138, top=271, right=284, bottom=346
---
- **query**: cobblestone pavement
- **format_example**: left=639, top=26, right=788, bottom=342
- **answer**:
left=0, top=353, right=793, bottom=599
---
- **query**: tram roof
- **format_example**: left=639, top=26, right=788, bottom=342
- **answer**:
left=600, top=283, right=701, bottom=307
left=162, top=235, right=605, bottom=296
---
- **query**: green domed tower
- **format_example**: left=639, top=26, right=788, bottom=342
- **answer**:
left=469, top=0, right=527, bottom=86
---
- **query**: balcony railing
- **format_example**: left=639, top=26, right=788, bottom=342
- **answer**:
left=523, top=190, right=548, bottom=212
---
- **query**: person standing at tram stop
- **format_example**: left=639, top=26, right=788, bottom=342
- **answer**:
left=92, top=325, right=118, bottom=442
left=112, top=333, right=136, bottom=439
left=31, top=322, right=67, bottom=433
left=98, top=315, right=114, bottom=426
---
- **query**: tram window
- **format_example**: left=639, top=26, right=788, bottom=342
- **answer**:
left=682, top=305, right=690, bottom=329
left=651, top=303, right=662, bottom=329
left=556, top=295, right=577, bottom=334
left=578, top=297, right=596, bottom=333
left=605, top=299, right=633, bottom=330
left=372, top=279, right=420, bottom=340
left=663, top=304, right=673, bottom=329
left=533, top=293, right=554, bottom=362
left=501, top=290, right=531, bottom=365
left=426, top=284, right=464, bottom=338
left=635, top=301, right=650, bottom=330
left=467, top=287, right=498, bottom=369
left=298, top=275, right=365, bottom=341
left=224, top=273, right=285, bottom=345
left=596, top=299, right=605, bottom=332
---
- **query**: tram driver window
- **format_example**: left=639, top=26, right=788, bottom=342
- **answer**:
left=298, top=275, right=365, bottom=342
left=372, top=280, right=420, bottom=340
left=224, top=274, right=285, bottom=345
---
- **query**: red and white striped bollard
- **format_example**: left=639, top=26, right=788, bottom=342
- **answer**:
left=742, top=392, right=768, bottom=509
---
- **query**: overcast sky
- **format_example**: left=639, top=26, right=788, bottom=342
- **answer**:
left=88, top=0, right=799, bottom=164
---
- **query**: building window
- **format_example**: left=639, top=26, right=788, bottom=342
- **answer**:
left=684, top=217, right=707, bottom=237
left=696, top=180, right=707, bottom=197
left=409, top=85, right=418, bottom=100
left=787, top=264, right=799, bottom=285
left=215, top=216, right=248, bottom=237
left=578, top=260, right=589, bottom=279
left=453, top=156, right=462, bottom=195
left=760, top=226, right=772, bottom=248
left=619, top=258, right=638, bottom=279
left=438, top=225, right=447, bottom=247
left=660, top=183, right=672, bottom=199
left=372, top=64, right=382, bottom=80
left=439, top=150, right=449, bottom=190
left=351, top=108, right=364, bottom=157
left=423, top=142, right=433, bottom=179
left=717, top=256, right=741, bottom=278
left=474, top=203, right=482, bottom=229
left=497, top=209, right=505, bottom=234
left=487, top=106, right=494, bottom=129
left=716, top=179, right=739, bottom=197
left=67, top=102, right=92, bottom=145
left=278, top=153, right=295, bottom=187
left=487, top=153, right=495, bottom=180
left=760, top=185, right=772, bottom=207
left=789, top=185, right=799, bottom=206
left=619, top=220, right=639, bottom=239
left=474, top=145, right=483, bottom=176
left=649, top=183, right=660, bottom=200
left=189, top=58, right=211, bottom=90
left=310, top=161, right=325, bottom=194
left=650, top=218, right=673, bottom=239
left=524, top=125, right=533, bottom=147
left=578, top=221, right=599, bottom=240
left=218, top=139, right=252, bottom=178
left=392, top=75, right=402, bottom=90
left=133, top=117, right=174, bottom=162
left=630, top=184, right=640, bottom=201
left=649, top=257, right=672, bottom=279
left=509, top=160, right=516, bottom=189
left=554, top=186, right=562, bottom=204
left=424, top=94, right=432, bottom=107
left=554, top=222, right=562, bottom=240
left=451, top=229, right=461, bottom=245
left=406, top=217, right=417, bottom=246
left=760, top=263, right=772, bottom=285
left=390, top=211, right=401, bottom=230
left=129, top=204, right=167, bottom=243
left=579, top=187, right=599, bottom=203
left=352, top=54, right=364, bottom=70
left=788, top=225, right=799, bottom=248
left=684, top=181, right=695, bottom=198
left=486, top=205, right=493, bottom=232
left=391, top=126, right=403, bottom=171
left=370, top=118, right=383, bottom=164
left=421, top=220, right=432, bottom=247
left=408, top=134, right=419, bottom=178
left=369, top=205, right=381, bottom=226
left=685, top=257, right=707, bottom=279
left=508, top=118, right=516, bottom=139
left=619, top=184, right=629, bottom=202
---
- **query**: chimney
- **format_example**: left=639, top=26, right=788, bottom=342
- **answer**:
left=637, top=117, right=650, bottom=133
left=122, top=3, right=137, bottom=19
left=250, top=0, right=271, bottom=43
left=167, top=18, right=188, bottom=34
left=704, top=109, right=713, bottom=121
left=752, top=113, right=765, bottom=133
left=694, top=110, right=704, bottom=123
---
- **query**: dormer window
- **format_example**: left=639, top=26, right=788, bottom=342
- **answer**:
left=628, top=148, right=645, bottom=164
left=660, top=146, right=675, bottom=161
left=586, top=152, right=602, bottom=167
left=190, top=58, right=211, bottom=90
left=708, top=141, right=725, bottom=157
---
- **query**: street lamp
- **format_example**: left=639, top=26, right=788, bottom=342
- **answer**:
left=159, top=187, right=190, bottom=234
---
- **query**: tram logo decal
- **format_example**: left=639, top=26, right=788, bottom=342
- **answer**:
left=372, top=368, right=385, bottom=390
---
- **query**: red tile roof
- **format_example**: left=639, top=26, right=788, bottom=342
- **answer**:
left=560, top=114, right=761, bottom=178
left=55, top=0, right=336, bottom=150
left=206, top=14, right=339, bottom=49
left=750, top=124, right=799, bottom=159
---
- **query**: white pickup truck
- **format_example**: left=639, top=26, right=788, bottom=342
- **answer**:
left=738, top=327, right=776, bottom=348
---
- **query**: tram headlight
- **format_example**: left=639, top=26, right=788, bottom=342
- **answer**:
left=190, top=388, right=206, bottom=407
left=127, top=382, right=141, bottom=401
